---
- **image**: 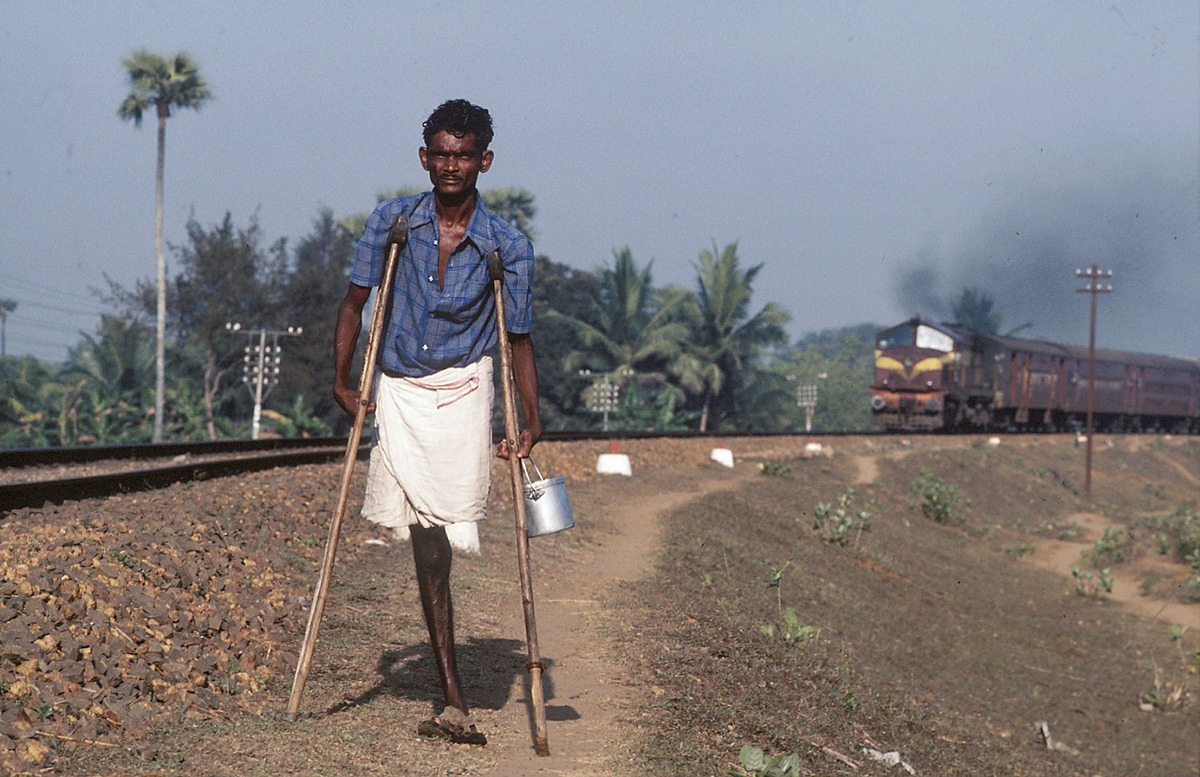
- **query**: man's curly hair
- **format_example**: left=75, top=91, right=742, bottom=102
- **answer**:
left=422, top=99, right=494, bottom=149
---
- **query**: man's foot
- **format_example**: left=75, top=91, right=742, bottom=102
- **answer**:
left=418, top=708, right=487, bottom=746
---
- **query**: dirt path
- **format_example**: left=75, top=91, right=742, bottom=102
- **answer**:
left=852, top=454, right=1200, bottom=630
left=478, top=469, right=741, bottom=775
left=1026, top=511, right=1200, bottom=629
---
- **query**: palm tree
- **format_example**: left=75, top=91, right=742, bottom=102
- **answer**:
left=681, top=242, right=789, bottom=432
left=118, top=50, right=213, bottom=442
left=0, top=298, right=16, bottom=356
left=546, top=247, right=689, bottom=380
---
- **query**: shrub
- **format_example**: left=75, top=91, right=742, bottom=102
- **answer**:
left=912, top=468, right=969, bottom=525
left=812, top=487, right=872, bottom=547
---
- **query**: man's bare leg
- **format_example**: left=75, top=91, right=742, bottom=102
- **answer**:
left=410, top=524, right=468, bottom=716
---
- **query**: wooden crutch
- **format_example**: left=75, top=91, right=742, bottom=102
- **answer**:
left=487, top=250, right=551, bottom=756
left=286, top=213, right=408, bottom=720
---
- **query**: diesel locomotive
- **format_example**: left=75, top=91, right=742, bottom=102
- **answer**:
left=870, top=317, right=1200, bottom=433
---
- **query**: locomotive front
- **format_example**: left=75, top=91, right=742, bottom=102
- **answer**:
left=870, top=319, right=959, bottom=431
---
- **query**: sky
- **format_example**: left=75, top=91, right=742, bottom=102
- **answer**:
left=2, top=1, right=1198, bottom=364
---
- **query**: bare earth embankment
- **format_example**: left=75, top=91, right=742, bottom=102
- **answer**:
left=2, top=435, right=1197, bottom=776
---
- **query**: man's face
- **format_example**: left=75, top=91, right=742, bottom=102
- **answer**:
left=419, top=131, right=492, bottom=200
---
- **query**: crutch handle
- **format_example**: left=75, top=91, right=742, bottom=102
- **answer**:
left=487, top=250, right=504, bottom=283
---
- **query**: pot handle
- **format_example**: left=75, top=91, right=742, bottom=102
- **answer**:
left=520, top=456, right=546, bottom=487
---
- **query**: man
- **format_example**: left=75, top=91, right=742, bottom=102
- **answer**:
left=333, top=99, right=541, bottom=746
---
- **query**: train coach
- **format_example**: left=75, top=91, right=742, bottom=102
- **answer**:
left=870, top=317, right=1200, bottom=433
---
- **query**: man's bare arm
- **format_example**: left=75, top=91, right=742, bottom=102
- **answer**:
left=333, top=283, right=373, bottom=417
left=503, top=332, right=542, bottom=458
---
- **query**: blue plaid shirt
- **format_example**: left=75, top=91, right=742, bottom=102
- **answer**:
left=350, top=192, right=534, bottom=377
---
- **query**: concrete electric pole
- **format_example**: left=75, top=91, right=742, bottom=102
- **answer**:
left=1075, top=265, right=1112, bottom=499
left=225, top=323, right=303, bottom=439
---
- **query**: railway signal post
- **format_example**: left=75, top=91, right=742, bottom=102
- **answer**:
left=1075, top=265, right=1113, bottom=499
left=225, top=323, right=304, bottom=440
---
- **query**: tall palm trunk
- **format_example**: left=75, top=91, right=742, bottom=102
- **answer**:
left=153, top=103, right=167, bottom=442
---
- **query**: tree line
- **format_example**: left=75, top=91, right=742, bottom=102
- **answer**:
left=0, top=195, right=880, bottom=447
left=4, top=48, right=1013, bottom=448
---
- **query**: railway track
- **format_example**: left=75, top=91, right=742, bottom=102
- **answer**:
left=0, top=438, right=369, bottom=513
left=0, top=429, right=862, bottom=513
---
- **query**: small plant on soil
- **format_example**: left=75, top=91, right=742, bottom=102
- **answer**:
left=1139, top=667, right=1188, bottom=712
left=760, top=606, right=819, bottom=645
left=759, top=554, right=793, bottom=586
left=1003, top=542, right=1037, bottom=558
left=812, top=487, right=872, bottom=547
left=1139, top=507, right=1200, bottom=562
left=1072, top=565, right=1113, bottom=596
left=757, top=459, right=792, bottom=476
left=1142, top=481, right=1167, bottom=499
left=1085, top=527, right=1126, bottom=566
left=1170, top=625, right=1200, bottom=663
left=911, top=468, right=969, bottom=525
left=729, top=744, right=800, bottom=777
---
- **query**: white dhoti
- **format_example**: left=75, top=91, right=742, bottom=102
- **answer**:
left=361, top=357, right=494, bottom=554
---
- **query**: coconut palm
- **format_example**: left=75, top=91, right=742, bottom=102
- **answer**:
left=0, top=355, right=60, bottom=446
left=118, top=50, right=213, bottom=442
left=61, top=313, right=156, bottom=443
left=679, top=241, right=789, bottom=432
left=546, top=247, right=689, bottom=381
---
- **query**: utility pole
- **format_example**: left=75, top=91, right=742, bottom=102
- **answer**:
left=796, top=384, right=818, bottom=433
left=1075, top=265, right=1112, bottom=499
left=579, top=368, right=629, bottom=432
left=788, top=372, right=826, bottom=433
left=226, top=322, right=303, bottom=439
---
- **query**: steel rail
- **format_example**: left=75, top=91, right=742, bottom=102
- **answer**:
left=0, top=445, right=368, bottom=513
left=0, top=428, right=889, bottom=514
left=0, top=436, right=353, bottom=469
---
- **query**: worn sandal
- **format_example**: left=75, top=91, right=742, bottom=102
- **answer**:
left=417, top=709, right=487, bottom=746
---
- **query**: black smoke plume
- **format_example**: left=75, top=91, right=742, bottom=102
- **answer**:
left=894, top=165, right=1199, bottom=357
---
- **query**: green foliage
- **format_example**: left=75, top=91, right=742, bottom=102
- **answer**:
left=1072, top=565, right=1113, bottom=596
left=0, top=355, right=63, bottom=446
left=1003, top=542, right=1037, bottom=558
left=678, top=241, right=789, bottom=431
left=775, top=324, right=877, bottom=431
left=259, top=395, right=332, bottom=438
left=1139, top=508, right=1200, bottom=565
left=604, top=377, right=697, bottom=432
left=730, top=744, right=800, bottom=777
left=545, top=247, right=692, bottom=432
left=760, top=607, right=819, bottom=645
left=482, top=187, right=538, bottom=241
left=1, top=181, right=884, bottom=444
left=1086, top=527, right=1127, bottom=566
left=813, top=487, right=872, bottom=547
left=276, top=210, right=357, bottom=427
left=757, top=551, right=797, bottom=621
left=1139, top=669, right=1187, bottom=712
left=912, top=469, right=969, bottom=525
left=118, top=50, right=213, bottom=128
left=757, top=460, right=792, bottom=476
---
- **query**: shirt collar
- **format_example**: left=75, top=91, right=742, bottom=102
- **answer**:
left=409, top=191, right=501, bottom=256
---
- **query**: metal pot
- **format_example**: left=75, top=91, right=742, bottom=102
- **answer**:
left=522, top=458, right=575, bottom=537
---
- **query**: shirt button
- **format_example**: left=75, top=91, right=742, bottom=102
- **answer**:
left=422, top=344, right=429, bottom=351
left=428, top=275, right=435, bottom=282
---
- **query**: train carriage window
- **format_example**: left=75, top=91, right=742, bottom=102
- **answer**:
left=878, top=323, right=915, bottom=349
left=915, top=325, right=954, bottom=353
